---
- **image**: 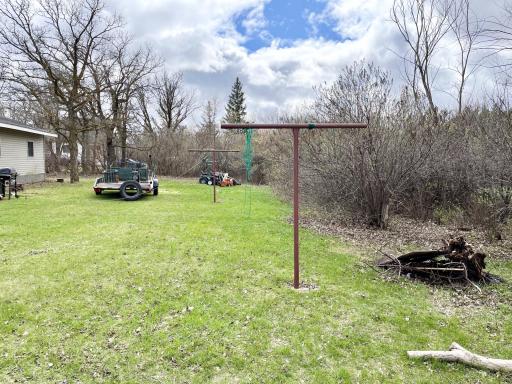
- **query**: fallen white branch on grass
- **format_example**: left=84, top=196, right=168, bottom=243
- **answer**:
left=407, top=342, right=512, bottom=372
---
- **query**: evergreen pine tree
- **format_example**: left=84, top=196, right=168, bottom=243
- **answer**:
left=223, top=77, right=247, bottom=124
left=223, top=77, right=252, bottom=183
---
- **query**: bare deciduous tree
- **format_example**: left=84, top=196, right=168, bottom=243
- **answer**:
left=265, top=62, right=436, bottom=229
left=197, top=99, right=218, bottom=147
left=125, top=71, right=197, bottom=176
left=155, top=72, right=195, bottom=132
left=0, top=0, right=121, bottom=182
left=391, top=0, right=454, bottom=122
left=483, top=3, right=512, bottom=75
left=448, top=0, right=483, bottom=114
left=135, top=88, right=156, bottom=134
left=89, top=35, right=158, bottom=166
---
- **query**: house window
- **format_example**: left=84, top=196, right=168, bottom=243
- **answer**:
left=28, top=141, right=34, bottom=157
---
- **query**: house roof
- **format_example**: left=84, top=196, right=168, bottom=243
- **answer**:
left=0, top=116, right=57, bottom=138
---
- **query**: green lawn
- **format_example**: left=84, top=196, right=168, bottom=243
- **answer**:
left=1, top=180, right=511, bottom=383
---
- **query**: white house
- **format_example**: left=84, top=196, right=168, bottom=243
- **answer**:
left=0, top=116, right=57, bottom=183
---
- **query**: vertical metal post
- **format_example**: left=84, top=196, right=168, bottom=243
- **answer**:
left=220, top=123, right=366, bottom=289
left=292, top=128, right=300, bottom=289
left=213, top=130, right=217, bottom=203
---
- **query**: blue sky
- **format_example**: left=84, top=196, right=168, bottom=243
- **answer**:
left=235, top=0, right=342, bottom=52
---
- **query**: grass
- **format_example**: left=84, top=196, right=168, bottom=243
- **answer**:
left=1, top=179, right=511, bottom=383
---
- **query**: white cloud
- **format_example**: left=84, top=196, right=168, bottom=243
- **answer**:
left=108, top=0, right=506, bottom=124
left=323, top=0, right=393, bottom=39
left=242, top=2, right=269, bottom=35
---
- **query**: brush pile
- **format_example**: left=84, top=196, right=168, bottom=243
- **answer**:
left=377, top=237, right=498, bottom=284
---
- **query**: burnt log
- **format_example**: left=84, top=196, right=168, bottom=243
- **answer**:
left=377, top=237, right=492, bottom=284
left=378, top=250, right=448, bottom=266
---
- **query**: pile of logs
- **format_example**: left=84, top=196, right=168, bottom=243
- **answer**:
left=377, top=236, right=496, bottom=285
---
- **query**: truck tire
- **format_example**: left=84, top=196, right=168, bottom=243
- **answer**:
left=120, top=180, right=143, bottom=201
left=153, top=178, right=159, bottom=195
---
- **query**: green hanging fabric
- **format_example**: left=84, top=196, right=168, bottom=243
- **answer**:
left=243, top=128, right=253, bottom=216
left=243, top=128, right=253, bottom=182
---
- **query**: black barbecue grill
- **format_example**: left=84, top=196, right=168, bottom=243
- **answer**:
left=0, top=168, right=18, bottom=199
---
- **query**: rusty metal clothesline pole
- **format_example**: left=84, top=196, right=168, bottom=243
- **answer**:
left=221, top=123, right=367, bottom=289
left=292, top=128, right=299, bottom=288
left=213, top=130, right=217, bottom=203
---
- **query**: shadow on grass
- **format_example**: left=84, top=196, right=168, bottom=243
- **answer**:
left=89, top=191, right=156, bottom=203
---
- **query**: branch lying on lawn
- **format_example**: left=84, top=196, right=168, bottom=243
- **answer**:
left=408, top=342, right=512, bottom=372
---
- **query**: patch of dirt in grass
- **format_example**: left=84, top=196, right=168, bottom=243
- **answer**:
left=298, top=215, right=512, bottom=313
left=428, top=285, right=506, bottom=317
left=211, top=372, right=241, bottom=384
left=298, top=216, right=512, bottom=262
left=270, top=336, right=288, bottom=350
left=286, top=281, right=319, bottom=291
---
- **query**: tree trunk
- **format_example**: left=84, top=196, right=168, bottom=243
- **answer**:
left=92, top=129, right=99, bottom=173
left=380, top=199, right=390, bottom=229
left=120, top=121, right=127, bottom=166
left=425, top=88, right=439, bottom=124
left=47, top=138, right=59, bottom=173
left=109, top=96, right=120, bottom=167
left=81, top=131, right=88, bottom=175
left=106, top=127, right=116, bottom=167
left=68, top=127, right=80, bottom=183
left=369, top=195, right=390, bottom=229
left=56, top=137, right=63, bottom=172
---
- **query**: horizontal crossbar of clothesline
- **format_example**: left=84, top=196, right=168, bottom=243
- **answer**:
left=188, top=149, right=240, bottom=152
left=221, top=123, right=367, bottom=130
